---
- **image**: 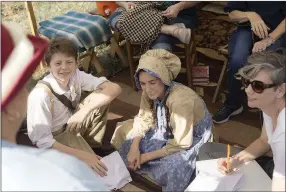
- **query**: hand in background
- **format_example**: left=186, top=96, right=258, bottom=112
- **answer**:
left=162, top=4, right=181, bottom=18
left=123, top=2, right=136, bottom=12
left=252, top=37, right=273, bottom=53
left=247, top=12, right=270, bottom=39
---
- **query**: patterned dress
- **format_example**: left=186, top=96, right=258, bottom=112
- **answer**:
left=118, top=85, right=212, bottom=192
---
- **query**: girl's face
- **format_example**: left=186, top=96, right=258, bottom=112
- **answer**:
left=139, top=71, right=166, bottom=100
left=49, top=52, right=77, bottom=85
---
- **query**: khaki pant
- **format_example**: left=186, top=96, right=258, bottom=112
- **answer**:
left=53, top=91, right=109, bottom=154
left=111, top=119, right=135, bottom=150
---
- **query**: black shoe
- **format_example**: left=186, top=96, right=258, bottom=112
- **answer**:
left=212, top=104, right=243, bottom=124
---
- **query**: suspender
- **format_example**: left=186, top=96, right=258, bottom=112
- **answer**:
left=34, top=83, right=54, bottom=119
left=37, top=80, right=76, bottom=111
left=34, top=80, right=76, bottom=118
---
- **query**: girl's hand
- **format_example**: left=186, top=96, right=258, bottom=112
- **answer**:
left=127, top=144, right=141, bottom=170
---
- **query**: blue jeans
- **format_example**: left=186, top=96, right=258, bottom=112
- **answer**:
left=226, top=26, right=286, bottom=106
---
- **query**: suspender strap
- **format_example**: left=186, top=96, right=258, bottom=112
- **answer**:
left=38, top=80, right=76, bottom=111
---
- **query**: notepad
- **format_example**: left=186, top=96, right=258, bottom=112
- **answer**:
left=185, top=159, right=244, bottom=191
left=98, top=151, right=132, bottom=190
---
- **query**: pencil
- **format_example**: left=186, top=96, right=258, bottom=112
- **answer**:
left=226, top=144, right=231, bottom=171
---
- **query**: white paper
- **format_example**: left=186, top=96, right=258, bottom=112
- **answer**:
left=185, top=159, right=244, bottom=191
left=98, top=151, right=132, bottom=190
left=185, top=159, right=272, bottom=192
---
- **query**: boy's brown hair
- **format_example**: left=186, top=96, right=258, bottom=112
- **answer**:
left=44, top=38, right=78, bottom=66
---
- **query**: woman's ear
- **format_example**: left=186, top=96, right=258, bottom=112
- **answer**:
left=276, top=83, right=286, bottom=99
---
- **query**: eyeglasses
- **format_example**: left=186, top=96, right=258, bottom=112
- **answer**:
left=241, top=78, right=277, bottom=93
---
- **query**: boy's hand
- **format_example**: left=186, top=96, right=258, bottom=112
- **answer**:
left=66, top=111, right=87, bottom=132
left=81, top=152, right=108, bottom=177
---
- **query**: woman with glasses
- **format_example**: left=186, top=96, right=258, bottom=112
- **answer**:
left=217, top=49, right=285, bottom=191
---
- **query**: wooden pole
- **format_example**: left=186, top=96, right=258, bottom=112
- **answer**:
left=25, top=1, right=45, bottom=69
left=25, top=1, right=38, bottom=36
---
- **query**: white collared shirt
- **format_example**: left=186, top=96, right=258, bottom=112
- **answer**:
left=27, top=69, right=108, bottom=148
left=263, top=108, right=285, bottom=179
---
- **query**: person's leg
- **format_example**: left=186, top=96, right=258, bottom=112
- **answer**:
left=213, top=27, right=253, bottom=124
left=151, top=33, right=172, bottom=51
left=151, top=22, right=187, bottom=51
left=76, top=91, right=109, bottom=148
left=160, top=24, right=191, bottom=44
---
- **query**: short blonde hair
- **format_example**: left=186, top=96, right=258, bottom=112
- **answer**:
left=237, top=48, right=286, bottom=87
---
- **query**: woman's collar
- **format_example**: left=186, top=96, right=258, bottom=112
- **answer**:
left=154, top=82, right=174, bottom=105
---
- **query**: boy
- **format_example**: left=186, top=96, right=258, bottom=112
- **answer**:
left=27, top=38, right=122, bottom=177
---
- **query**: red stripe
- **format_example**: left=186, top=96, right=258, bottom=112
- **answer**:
left=1, top=24, right=15, bottom=69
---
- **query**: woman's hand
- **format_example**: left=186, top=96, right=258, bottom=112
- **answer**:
left=217, top=156, right=242, bottom=175
left=246, top=12, right=270, bottom=39
left=81, top=152, right=108, bottom=177
left=127, top=144, right=141, bottom=170
left=252, top=37, right=274, bottom=53
left=162, top=4, right=181, bottom=19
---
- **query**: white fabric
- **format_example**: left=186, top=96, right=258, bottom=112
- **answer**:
left=2, top=140, right=109, bottom=191
left=263, top=108, right=285, bottom=178
left=2, top=22, right=34, bottom=105
left=27, top=69, right=108, bottom=148
left=98, top=151, right=132, bottom=190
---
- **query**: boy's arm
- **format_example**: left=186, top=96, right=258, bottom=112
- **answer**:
left=76, top=81, right=121, bottom=116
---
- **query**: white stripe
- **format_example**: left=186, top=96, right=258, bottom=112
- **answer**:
left=43, top=26, right=82, bottom=46
left=2, top=22, right=28, bottom=45
left=64, top=15, right=107, bottom=42
left=2, top=23, right=34, bottom=103
left=48, top=19, right=95, bottom=47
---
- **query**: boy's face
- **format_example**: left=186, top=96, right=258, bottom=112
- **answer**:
left=49, top=52, right=77, bottom=84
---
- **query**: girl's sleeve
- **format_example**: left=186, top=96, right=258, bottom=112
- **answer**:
left=163, top=100, right=197, bottom=155
left=131, top=92, right=154, bottom=138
